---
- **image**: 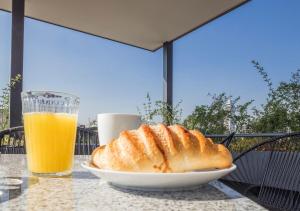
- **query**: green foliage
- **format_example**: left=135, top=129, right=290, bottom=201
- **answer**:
left=137, top=93, right=156, bottom=124
left=184, top=61, right=300, bottom=134
left=228, top=136, right=300, bottom=153
left=137, top=93, right=182, bottom=125
left=183, top=93, right=254, bottom=134
left=251, top=61, right=300, bottom=132
left=208, top=61, right=300, bottom=152
left=232, top=100, right=255, bottom=133
left=0, top=74, right=22, bottom=130
left=183, top=94, right=229, bottom=134
left=137, top=60, right=300, bottom=139
left=229, top=138, right=262, bottom=153
left=252, top=60, right=274, bottom=95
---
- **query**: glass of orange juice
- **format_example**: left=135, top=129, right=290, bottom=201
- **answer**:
left=21, top=91, right=80, bottom=176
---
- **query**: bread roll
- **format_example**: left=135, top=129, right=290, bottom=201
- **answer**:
left=91, top=124, right=232, bottom=172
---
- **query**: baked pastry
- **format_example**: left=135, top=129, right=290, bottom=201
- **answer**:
left=91, top=124, right=232, bottom=173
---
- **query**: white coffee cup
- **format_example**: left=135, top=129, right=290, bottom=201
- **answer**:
left=97, top=113, right=142, bottom=146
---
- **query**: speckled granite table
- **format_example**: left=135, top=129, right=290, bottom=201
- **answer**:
left=0, top=155, right=265, bottom=211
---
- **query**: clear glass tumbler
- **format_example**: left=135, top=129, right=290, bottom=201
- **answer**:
left=21, top=91, right=80, bottom=176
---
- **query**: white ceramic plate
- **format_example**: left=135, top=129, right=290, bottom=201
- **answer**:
left=81, top=162, right=236, bottom=191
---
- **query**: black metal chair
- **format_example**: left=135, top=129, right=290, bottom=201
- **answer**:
left=222, top=132, right=300, bottom=211
left=206, top=132, right=236, bottom=147
left=219, top=132, right=235, bottom=147
left=0, top=127, right=25, bottom=154
left=75, top=127, right=98, bottom=155
left=0, top=126, right=99, bottom=155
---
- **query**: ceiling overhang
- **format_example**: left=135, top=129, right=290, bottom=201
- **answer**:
left=0, top=0, right=249, bottom=51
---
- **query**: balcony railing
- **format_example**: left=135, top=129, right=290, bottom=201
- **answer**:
left=1, top=127, right=298, bottom=154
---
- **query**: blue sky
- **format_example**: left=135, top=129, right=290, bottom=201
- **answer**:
left=1, top=0, right=300, bottom=124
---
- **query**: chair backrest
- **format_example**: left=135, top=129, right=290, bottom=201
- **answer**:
left=223, top=133, right=300, bottom=210
left=75, top=127, right=99, bottom=155
left=219, top=132, right=235, bottom=147
left=205, top=132, right=236, bottom=147
left=0, top=127, right=25, bottom=154
left=257, top=135, right=300, bottom=210
left=0, top=127, right=99, bottom=155
left=225, top=151, right=271, bottom=187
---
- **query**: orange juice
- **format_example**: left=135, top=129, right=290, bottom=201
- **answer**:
left=24, top=112, right=78, bottom=174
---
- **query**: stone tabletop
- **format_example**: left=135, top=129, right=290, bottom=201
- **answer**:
left=0, top=155, right=266, bottom=211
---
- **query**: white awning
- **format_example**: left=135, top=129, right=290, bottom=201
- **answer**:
left=0, top=0, right=248, bottom=51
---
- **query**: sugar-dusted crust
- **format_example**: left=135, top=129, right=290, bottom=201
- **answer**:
left=91, top=124, right=232, bottom=172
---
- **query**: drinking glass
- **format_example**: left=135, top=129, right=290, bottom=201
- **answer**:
left=21, top=91, right=80, bottom=176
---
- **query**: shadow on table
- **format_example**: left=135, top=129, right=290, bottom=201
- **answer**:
left=71, top=171, right=98, bottom=179
left=109, top=183, right=242, bottom=201
left=0, top=176, right=38, bottom=204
